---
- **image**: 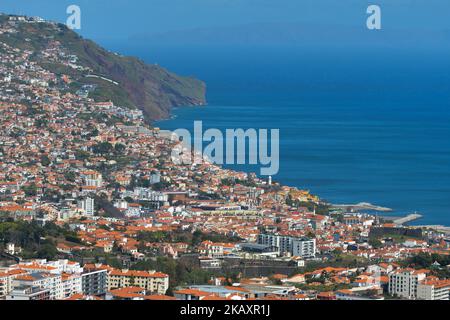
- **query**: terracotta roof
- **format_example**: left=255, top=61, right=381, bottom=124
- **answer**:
left=174, top=289, right=210, bottom=297
left=110, top=269, right=168, bottom=278
left=144, top=294, right=176, bottom=300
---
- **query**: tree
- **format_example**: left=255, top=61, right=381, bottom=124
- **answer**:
left=137, top=231, right=169, bottom=243
left=114, top=143, right=126, bottom=153
left=369, top=238, right=383, bottom=249
left=40, top=155, right=51, bottom=166
left=75, top=150, right=90, bottom=160
left=92, top=142, right=113, bottom=155
left=0, top=220, right=80, bottom=259
left=22, top=184, right=38, bottom=197
left=37, top=243, right=57, bottom=260
left=35, top=118, right=48, bottom=128
left=64, top=171, right=77, bottom=182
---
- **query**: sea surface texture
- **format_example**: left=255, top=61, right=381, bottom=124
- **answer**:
left=117, top=45, right=450, bottom=225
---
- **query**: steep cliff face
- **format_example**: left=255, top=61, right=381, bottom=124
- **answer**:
left=0, top=15, right=206, bottom=121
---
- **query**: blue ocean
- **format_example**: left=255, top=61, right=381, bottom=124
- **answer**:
left=114, top=45, right=450, bottom=226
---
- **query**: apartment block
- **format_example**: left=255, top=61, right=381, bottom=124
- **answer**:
left=108, top=269, right=169, bottom=295
left=388, top=269, right=427, bottom=299
left=258, top=234, right=316, bottom=258
left=82, top=268, right=108, bottom=296
left=417, top=279, right=450, bottom=300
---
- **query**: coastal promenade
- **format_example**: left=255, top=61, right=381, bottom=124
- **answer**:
left=331, top=202, right=392, bottom=212
left=392, top=213, right=423, bottom=225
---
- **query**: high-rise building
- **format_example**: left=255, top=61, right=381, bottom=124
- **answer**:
left=417, top=279, right=450, bottom=300
left=150, top=171, right=161, bottom=184
left=292, top=238, right=316, bottom=258
left=257, top=234, right=316, bottom=258
left=388, top=269, right=427, bottom=299
left=78, top=197, right=95, bottom=216
left=6, top=286, right=50, bottom=300
left=82, top=268, right=108, bottom=297
left=108, top=269, right=169, bottom=295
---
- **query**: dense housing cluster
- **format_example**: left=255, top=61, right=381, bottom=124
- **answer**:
left=0, top=14, right=449, bottom=301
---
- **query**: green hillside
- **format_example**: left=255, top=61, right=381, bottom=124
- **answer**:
left=0, top=15, right=206, bottom=121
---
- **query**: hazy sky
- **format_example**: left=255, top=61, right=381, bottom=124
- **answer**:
left=1, top=0, right=449, bottom=46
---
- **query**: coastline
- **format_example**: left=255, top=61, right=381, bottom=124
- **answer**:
left=155, top=106, right=450, bottom=229
left=142, top=44, right=450, bottom=228
left=412, top=225, right=450, bottom=235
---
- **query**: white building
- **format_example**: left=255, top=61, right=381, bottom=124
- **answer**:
left=150, top=172, right=161, bottom=184
left=292, top=238, right=316, bottom=258
left=114, top=199, right=129, bottom=209
left=6, top=286, right=50, bottom=300
left=5, top=260, right=83, bottom=299
left=125, top=203, right=141, bottom=218
left=82, top=171, right=103, bottom=188
left=417, top=279, right=450, bottom=300
left=78, top=197, right=95, bottom=216
left=388, top=269, right=427, bottom=299
left=108, top=269, right=169, bottom=295
left=5, top=243, right=21, bottom=255
left=199, top=241, right=224, bottom=258
left=0, top=269, right=28, bottom=298
left=258, top=234, right=294, bottom=254
left=131, top=187, right=168, bottom=208
left=14, top=259, right=83, bottom=274
left=12, top=272, right=63, bottom=300
left=61, top=273, right=83, bottom=299
left=47, top=260, right=84, bottom=274
left=257, top=234, right=316, bottom=258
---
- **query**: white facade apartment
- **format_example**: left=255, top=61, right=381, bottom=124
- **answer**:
left=125, top=204, right=141, bottom=218
left=48, top=260, right=84, bottom=274
left=258, top=234, right=316, bottom=258
left=82, top=171, right=103, bottom=188
left=14, top=259, right=83, bottom=274
left=12, top=273, right=63, bottom=300
left=0, top=272, right=11, bottom=297
left=417, top=280, right=450, bottom=300
left=78, top=197, right=95, bottom=216
left=61, top=273, right=83, bottom=299
left=107, top=269, right=169, bottom=295
left=0, top=269, right=35, bottom=298
left=6, top=260, right=83, bottom=299
left=200, top=241, right=224, bottom=258
left=292, top=238, right=316, bottom=258
left=258, top=234, right=294, bottom=254
left=208, top=244, right=224, bottom=258
left=388, top=269, right=426, bottom=299
left=132, top=188, right=168, bottom=201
